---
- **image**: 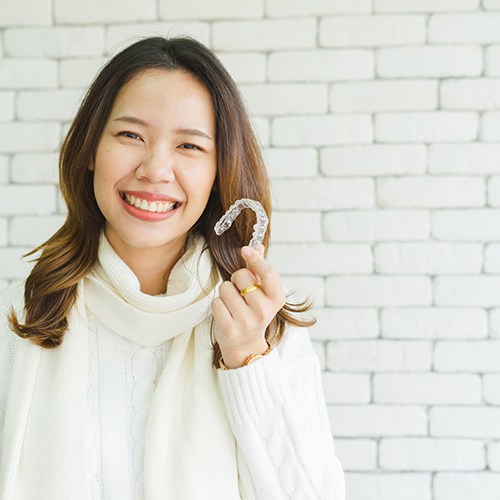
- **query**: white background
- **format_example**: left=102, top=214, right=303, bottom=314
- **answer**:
left=1, top=0, right=499, bottom=499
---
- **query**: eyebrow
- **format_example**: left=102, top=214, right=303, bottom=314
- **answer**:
left=113, top=115, right=213, bottom=141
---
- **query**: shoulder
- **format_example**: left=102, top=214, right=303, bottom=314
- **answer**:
left=0, top=281, right=26, bottom=359
left=0, top=281, right=25, bottom=317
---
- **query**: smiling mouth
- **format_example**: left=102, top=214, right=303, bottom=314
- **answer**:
left=122, top=193, right=179, bottom=213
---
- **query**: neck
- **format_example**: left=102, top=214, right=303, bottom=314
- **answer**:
left=104, top=229, right=186, bottom=295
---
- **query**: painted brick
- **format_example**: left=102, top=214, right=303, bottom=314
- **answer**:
left=486, top=46, right=500, bottom=75
left=481, top=112, right=500, bottom=141
left=435, top=473, right=500, bottom=500
left=488, top=442, right=500, bottom=470
left=271, top=178, right=374, bottom=210
left=0, top=60, right=57, bottom=89
left=327, top=276, right=432, bottom=307
left=441, top=79, right=500, bottom=110
left=0, top=123, right=61, bottom=153
left=330, top=405, right=427, bottom=437
left=5, top=28, right=104, bottom=58
left=377, top=46, right=482, bottom=77
left=435, top=277, right=500, bottom=307
left=377, top=176, right=484, bottom=208
left=10, top=216, right=65, bottom=246
left=488, top=176, right=500, bottom=207
left=374, top=242, right=482, bottom=274
left=432, top=210, right=500, bottom=241
left=346, top=473, right=432, bottom=500
left=0, top=219, right=7, bottom=246
left=10, top=153, right=58, bottom=184
left=485, top=0, right=500, bottom=7
left=0, top=0, right=51, bottom=25
left=380, top=438, right=485, bottom=471
left=321, top=145, right=426, bottom=176
left=322, top=373, right=371, bottom=403
left=216, top=52, right=266, bottom=83
left=55, top=0, right=156, bottom=23
left=271, top=212, right=322, bottom=242
left=0, top=93, right=15, bottom=121
left=375, top=0, right=479, bottom=12
left=59, top=58, right=105, bottom=89
left=374, top=374, right=481, bottom=404
left=17, top=90, right=83, bottom=121
left=263, top=148, right=318, bottom=179
left=490, top=309, right=500, bottom=338
left=269, top=49, right=374, bottom=82
left=252, top=117, right=270, bottom=147
left=429, top=143, right=500, bottom=174
left=213, top=19, right=316, bottom=51
left=281, top=276, right=325, bottom=307
left=431, top=407, right=500, bottom=438
left=334, top=440, right=377, bottom=471
left=429, top=13, right=500, bottom=43
left=0, top=157, right=8, bottom=184
left=272, top=115, right=373, bottom=146
left=311, top=308, right=379, bottom=340
left=241, top=84, right=327, bottom=116
left=323, top=210, right=430, bottom=242
left=320, top=15, right=426, bottom=47
left=327, top=340, right=431, bottom=372
left=0, top=185, right=56, bottom=215
left=0, top=248, right=33, bottom=279
left=159, top=0, right=263, bottom=20
left=330, top=80, right=437, bottom=113
left=268, top=243, right=373, bottom=275
left=381, top=308, right=488, bottom=339
left=375, top=112, right=478, bottom=142
left=434, top=340, right=500, bottom=371
left=483, top=375, right=500, bottom=404
left=267, top=0, right=371, bottom=16
left=105, top=23, right=210, bottom=54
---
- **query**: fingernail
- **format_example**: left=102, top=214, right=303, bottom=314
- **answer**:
left=242, top=246, right=253, bottom=258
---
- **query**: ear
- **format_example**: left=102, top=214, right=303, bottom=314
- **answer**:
left=88, top=161, right=95, bottom=172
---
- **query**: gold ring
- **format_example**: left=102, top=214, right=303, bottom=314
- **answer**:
left=240, top=283, right=261, bottom=296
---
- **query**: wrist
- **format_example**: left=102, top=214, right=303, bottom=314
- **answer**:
left=219, top=339, right=270, bottom=370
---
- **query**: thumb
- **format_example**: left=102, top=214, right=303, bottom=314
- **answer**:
left=241, top=245, right=265, bottom=269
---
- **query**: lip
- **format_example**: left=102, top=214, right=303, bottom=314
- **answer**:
left=119, top=192, right=181, bottom=222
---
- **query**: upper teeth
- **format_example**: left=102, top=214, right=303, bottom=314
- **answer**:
left=123, top=194, right=177, bottom=213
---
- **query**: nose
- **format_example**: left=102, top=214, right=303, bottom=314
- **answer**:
left=135, top=147, right=175, bottom=184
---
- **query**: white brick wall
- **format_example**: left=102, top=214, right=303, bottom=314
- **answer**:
left=1, top=3, right=499, bottom=499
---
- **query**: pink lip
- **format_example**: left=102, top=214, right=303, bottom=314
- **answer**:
left=119, top=193, right=181, bottom=222
left=120, top=190, right=180, bottom=203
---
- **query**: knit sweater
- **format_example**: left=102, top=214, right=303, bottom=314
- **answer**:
left=0, top=248, right=345, bottom=499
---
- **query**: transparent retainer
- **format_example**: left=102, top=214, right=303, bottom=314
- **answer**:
left=214, top=198, right=269, bottom=248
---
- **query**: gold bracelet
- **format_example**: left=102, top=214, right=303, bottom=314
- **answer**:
left=219, top=341, right=272, bottom=370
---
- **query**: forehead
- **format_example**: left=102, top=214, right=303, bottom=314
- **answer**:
left=110, top=68, right=215, bottom=125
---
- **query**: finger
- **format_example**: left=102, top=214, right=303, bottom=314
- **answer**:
left=241, top=246, right=284, bottom=303
left=218, top=280, right=251, bottom=319
left=212, top=296, right=233, bottom=324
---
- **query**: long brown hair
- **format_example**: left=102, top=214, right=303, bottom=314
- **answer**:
left=9, top=36, right=314, bottom=366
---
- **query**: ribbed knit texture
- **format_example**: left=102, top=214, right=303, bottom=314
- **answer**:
left=0, top=235, right=345, bottom=499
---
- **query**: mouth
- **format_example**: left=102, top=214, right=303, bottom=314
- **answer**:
left=121, top=193, right=180, bottom=214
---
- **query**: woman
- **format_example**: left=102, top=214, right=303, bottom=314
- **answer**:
left=0, top=37, right=345, bottom=499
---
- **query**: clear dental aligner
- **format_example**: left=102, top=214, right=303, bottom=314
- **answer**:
left=214, top=198, right=269, bottom=248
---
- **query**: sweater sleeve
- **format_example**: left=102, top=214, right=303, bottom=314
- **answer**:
left=0, top=284, right=21, bottom=457
left=216, top=326, right=345, bottom=500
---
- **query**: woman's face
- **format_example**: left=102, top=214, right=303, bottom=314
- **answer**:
left=91, top=68, right=217, bottom=259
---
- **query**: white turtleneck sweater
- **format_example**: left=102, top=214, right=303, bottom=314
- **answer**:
left=0, top=238, right=345, bottom=500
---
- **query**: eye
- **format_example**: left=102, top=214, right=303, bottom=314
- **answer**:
left=118, top=131, right=142, bottom=141
left=179, top=143, right=203, bottom=151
